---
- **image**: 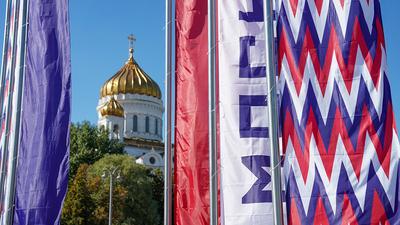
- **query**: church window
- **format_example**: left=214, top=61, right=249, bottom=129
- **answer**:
left=155, top=118, right=158, bottom=135
left=113, top=124, right=119, bottom=139
left=159, top=119, right=162, bottom=136
left=149, top=156, right=156, bottom=165
left=145, top=116, right=149, bottom=133
left=133, top=115, right=138, bottom=132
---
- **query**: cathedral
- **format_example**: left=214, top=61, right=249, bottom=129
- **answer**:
left=97, top=37, right=164, bottom=169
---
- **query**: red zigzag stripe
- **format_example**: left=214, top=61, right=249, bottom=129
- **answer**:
left=282, top=102, right=395, bottom=182
left=278, top=16, right=386, bottom=95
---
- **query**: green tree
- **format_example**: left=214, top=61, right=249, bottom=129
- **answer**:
left=149, top=168, right=164, bottom=224
left=87, top=154, right=161, bottom=225
left=62, top=164, right=95, bottom=225
left=69, top=121, right=124, bottom=178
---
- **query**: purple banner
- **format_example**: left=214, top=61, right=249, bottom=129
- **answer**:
left=13, top=0, right=70, bottom=224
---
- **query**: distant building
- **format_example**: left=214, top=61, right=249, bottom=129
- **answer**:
left=97, top=38, right=164, bottom=169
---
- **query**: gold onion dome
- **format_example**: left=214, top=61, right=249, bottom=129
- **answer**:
left=100, top=48, right=162, bottom=99
left=100, top=96, right=124, bottom=117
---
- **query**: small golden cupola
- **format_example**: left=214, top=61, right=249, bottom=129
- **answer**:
left=100, top=37, right=161, bottom=99
left=100, top=96, right=124, bottom=117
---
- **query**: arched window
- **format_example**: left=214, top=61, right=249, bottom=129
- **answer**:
left=133, top=115, right=138, bottom=132
left=149, top=156, right=156, bottom=165
left=159, top=119, right=162, bottom=136
left=155, top=118, right=158, bottom=135
left=113, top=124, right=119, bottom=139
left=145, top=116, right=149, bottom=133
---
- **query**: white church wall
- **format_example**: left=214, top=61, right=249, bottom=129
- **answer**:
left=124, top=145, right=163, bottom=157
left=98, top=93, right=163, bottom=142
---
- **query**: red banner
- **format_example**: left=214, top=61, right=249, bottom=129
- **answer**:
left=174, top=1, right=210, bottom=225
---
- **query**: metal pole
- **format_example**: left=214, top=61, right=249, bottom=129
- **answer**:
left=0, top=0, right=11, bottom=112
left=263, top=0, right=284, bottom=224
left=4, top=0, right=29, bottom=223
left=0, top=0, right=13, bottom=200
left=207, top=0, right=218, bottom=224
left=0, top=0, right=19, bottom=221
left=0, top=1, right=13, bottom=221
left=109, top=173, right=113, bottom=225
left=163, top=0, right=173, bottom=223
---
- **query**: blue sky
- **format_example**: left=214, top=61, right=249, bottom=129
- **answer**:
left=0, top=1, right=398, bottom=125
left=381, top=1, right=400, bottom=125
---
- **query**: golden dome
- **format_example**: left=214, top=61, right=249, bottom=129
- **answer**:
left=100, top=97, right=124, bottom=117
left=100, top=48, right=162, bottom=99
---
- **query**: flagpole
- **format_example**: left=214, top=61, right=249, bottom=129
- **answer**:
left=0, top=0, right=12, bottom=191
left=163, top=0, right=173, bottom=223
left=263, top=0, right=284, bottom=224
left=3, top=0, right=29, bottom=223
left=0, top=0, right=23, bottom=222
left=0, top=0, right=11, bottom=110
left=0, top=1, right=12, bottom=221
left=208, top=0, right=218, bottom=224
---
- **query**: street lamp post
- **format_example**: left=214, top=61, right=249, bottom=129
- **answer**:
left=102, top=166, right=121, bottom=225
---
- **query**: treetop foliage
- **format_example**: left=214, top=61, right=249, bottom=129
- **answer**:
left=63, top=154, right=163, bottom=225
left=69, top=121, right=125, bottom=178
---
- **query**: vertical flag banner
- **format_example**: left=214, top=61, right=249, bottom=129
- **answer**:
left=218, top=0, right=280, bottom=224
left=174, top=0, right=210, bottom=225
left=9, top=0, right=71, bottom=224
left=278, top=0, right=400, bottom=224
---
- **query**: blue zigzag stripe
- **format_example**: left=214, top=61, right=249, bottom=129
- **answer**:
left=277, top=0, right=384, bottom=66
left=286, top=160, right=400, bottom=224
left=280, top=74, right=394, bottom=153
